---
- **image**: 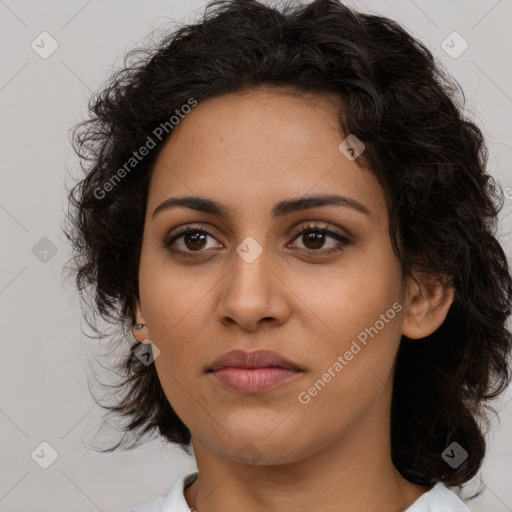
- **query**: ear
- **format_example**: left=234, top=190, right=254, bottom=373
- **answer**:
left=132, top=298, right=151, bottom=345
left=402, top=273, right=455, bottom=340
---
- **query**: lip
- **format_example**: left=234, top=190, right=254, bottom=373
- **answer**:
left=212, top=367, right=301, bottom=393
left=209, top=349, right=302, bottom=372
left=208, top=350, right=303, bottom=393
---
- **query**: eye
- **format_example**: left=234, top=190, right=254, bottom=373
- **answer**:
left=163, top=222, right=352, bottom=258
left=289, top=222, right=352, bottom=255
left=163, top=226, right=223, bottom=256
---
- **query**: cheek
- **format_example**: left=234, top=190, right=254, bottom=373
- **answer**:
left=138, top=263, right=221, bottom=389
left=139, top=245, right=214, bottom=331
left=141, top=289, right=208, bottom=367
left=295, top=297, right=403, bottom=436
left=292, top=253, right=402, bottom=341
left=293, top=257, right=404, bottom=395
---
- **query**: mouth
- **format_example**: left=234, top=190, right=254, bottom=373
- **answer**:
left=208, top=349, right=302, bottom=372
left=207, top=349, right=303, bottom=393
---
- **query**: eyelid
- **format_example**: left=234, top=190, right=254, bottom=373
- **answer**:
left=162, top=224, right=220, bottom=249
left=290, top=221, right=351, bottom=241
left=288, top=222, right=353, bottom=253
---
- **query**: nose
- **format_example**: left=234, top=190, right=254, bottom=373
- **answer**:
left=215, top=247, right=291, bottom=331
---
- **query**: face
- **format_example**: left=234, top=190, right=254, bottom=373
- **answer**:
left=133, top=87, right=443, bottom=465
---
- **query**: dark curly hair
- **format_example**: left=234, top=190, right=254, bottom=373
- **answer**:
left=64, top=0, right=512, bottom=490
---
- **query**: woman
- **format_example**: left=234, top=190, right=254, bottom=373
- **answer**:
left=64, top=1, right=512, bottom=511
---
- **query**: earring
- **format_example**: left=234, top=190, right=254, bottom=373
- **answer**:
left=134, top=324, right=145, bottom=330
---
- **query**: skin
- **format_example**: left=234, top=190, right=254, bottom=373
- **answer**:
left=133, top=86, right=455, bottom=512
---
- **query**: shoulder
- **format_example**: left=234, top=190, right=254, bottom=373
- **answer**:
left=128, top=496, right=165, bottom=512
left=405, top=483, right=473, bottom=512
left=129, top=474, right=472, bottom=512
left=128, top=472, right=198, bottom=512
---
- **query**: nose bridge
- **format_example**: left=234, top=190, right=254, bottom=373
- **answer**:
left=227, top=239, right=271, bottom=303
left=216, top=234, right=286, bottom=329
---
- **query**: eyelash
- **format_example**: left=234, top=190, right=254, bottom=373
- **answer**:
left=163, top=222, right=352, bottom=258
left=292, top=222, right=352, bottom=252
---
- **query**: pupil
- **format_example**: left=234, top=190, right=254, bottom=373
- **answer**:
left=304, top=232, right=324, bottom=249
left=185, top=232, right=207, bottom=251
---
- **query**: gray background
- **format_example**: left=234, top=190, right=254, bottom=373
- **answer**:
left=0, top=0, right=511, bottom=511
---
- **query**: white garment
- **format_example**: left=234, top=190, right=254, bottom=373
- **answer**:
left=128, top=471, right=472, bottom=512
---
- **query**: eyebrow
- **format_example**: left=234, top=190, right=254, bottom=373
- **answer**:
left=152, top=193, right=373, bottom=220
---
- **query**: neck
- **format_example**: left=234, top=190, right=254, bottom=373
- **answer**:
left=184, top=395, right=430, bottom=512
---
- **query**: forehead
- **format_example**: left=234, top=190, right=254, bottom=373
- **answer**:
left=147, top=87, right=385, bottom=222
